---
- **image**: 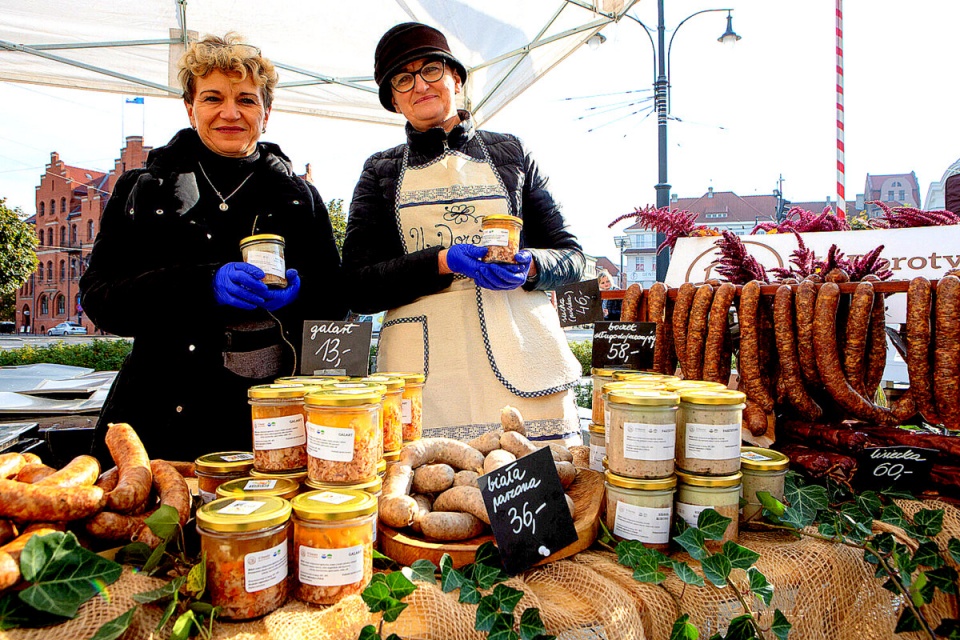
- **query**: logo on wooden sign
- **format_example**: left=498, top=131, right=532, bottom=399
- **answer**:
left=300, top=320, right=372, bottom=377
left=555, top=280, right=603, bottom=327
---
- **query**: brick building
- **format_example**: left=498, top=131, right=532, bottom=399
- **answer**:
left=15, top=137, right=151, bottom=334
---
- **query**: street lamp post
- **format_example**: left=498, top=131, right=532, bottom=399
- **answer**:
left=614, top=235, right=629, bottom=288
left=629, top=2, right=740, bottom=282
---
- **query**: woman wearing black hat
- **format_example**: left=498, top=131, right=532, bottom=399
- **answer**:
left=342, top=23, right=585, bottom=445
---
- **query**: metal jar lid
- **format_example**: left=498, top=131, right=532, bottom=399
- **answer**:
left=612, top=371, right=680, bottom=382
left=602, top=380, right=666, bottom=396
left=588, top=422, right=605, bottom=435
left=663, top=380, right=728, bottom=392
left=250, top=467, right=308, bottom=483
left=605, top=470, right=677, bottom=491
left=376, top=371, right=426, bottom=385
left=606, top=389, right=680, bottom=407
left=360, top=375, right=405, bottom=392
left=383, top=449, right=401, bottom=462
left=740, top=447, right=790, bottom=472
left=291, top=489, right=377, bottom=521
left=676, top=470, right=743, bottom=488
left=197, top=495, right=291, bottom=532
left=275, top=375, right=350, bottom=384
left=304, top=387, right=383, bottom=407
left=481, top=214, right=523, bottom=227
left=240, top=233, right=284, bottom=247
left=679, top=389, right=747, bottom=406
left=216, top=476, right=301, bottom=501
left=304, top=475, right=383, bottom=495
left=248, top=383, right=321, bottom=399
left=195, top=451, right=255, bottom=474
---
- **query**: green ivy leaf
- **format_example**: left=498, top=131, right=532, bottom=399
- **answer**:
left=670, top=561, right=704, bottom=587
left=756, top=491, right=786, bottom=518
left=439, top=553, right=454, bottom=575
left=380, top=597, right=409, bottom=623
left=458, top=580, right=482, bottom=605
left=856, top=491, right=882, bottom=518
left=132, top=576, right=187, bottom=604
left=725, top=614, right=756, bottom=640
left=144, top=505, right=181, bottom=542
left=913, top=541, right=945, bottom=569
left=155, top=597, right=178, bottom=633
left=487, top=612, right=519, bottom=640
left=384, top=571, right=417, bottom=600
left=617, top=540, right=655, bottom=569
left=519, top=608, right=547, bottom=640
left=772, top=609, right=792, bottom=640
left=669, top=613, right=698, bottom=640
left=114, top=542, right=151, bottom=568
left=934, top=618, right=960, bottom=639
left=88, top=606, right=136, bottom=640
left=895, top=607, right=923, bottom=633
left=474, top=562, right=508, bottom=590
left=170, top=610, right=200, bottom=640
left=476, top=595, right=501, bottom=632
left=358, top=624, right=380, bottom=640
left=701, top=554, right=732, bottom=588
left=632, top=554, right=666, bottom=585
left=0, top=592, right=67, bottom=630
left=722, top=541, right=760, bottom=571
left=948, top=539, right=960, bottom=566
left=674, top=527, right=708, bottom=561
left=386, top=634, right=404, bottom=640
left=141, top=539, right=168, bottom=575
left=185, top=555, right=206, bottom=599
left=474, top=542, right=504, bottom=568
left=913, top=509, right=945, bottom=538
left=374, top=549, right=400, bottom=571
left=408, top=559, right=439, bottom=584
left=838, top=503, right=874, bottom=542
left=911, top=571, right=935, bottom=607
left=361, top=578, right=408, bottom=621
left=441, top=567, right=469, bottom=593
left=747, top=567, right=774, bottom=607
left=881, top=487, right=917, bottom=501
left=817, top=522, right=840, bottom=540
left=880, top=503, right=907, bottom=529
left=697, top=509, right=731, bottom=541
left=188, top=602, right=217, bottom=617
left=925, top=566, right=960, bottom=595
left=493, top=584, right=524, bottom=615
left=18, top=531, right=123, bottom=618
left=782, top=482, right=829, bottom=529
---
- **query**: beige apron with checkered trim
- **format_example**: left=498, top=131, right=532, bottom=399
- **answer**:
left=377, top=141, right=582, bottom=444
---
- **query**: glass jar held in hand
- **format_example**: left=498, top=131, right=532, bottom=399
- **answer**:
left=443, top=243, right=532, bottom=290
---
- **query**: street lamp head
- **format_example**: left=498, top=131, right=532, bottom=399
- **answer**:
left=587, top=32, right=607, bottom=50
left=718, top=11, right=741, bottom=45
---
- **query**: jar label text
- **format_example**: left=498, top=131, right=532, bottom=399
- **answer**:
left=253, top=414, right=307, bottom=450
left=244, top=540, right=288, bottom=593
left=684, top=423, right=741, bottom=460
left=299, top=544, right=365, bottom=586
left=614, top=502, right=671, bottom=543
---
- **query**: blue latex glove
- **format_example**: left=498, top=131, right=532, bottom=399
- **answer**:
left=446, top=244, right=531, bottom=291
left=445, top=243, right=488, bottom=279
left=261, top=269, right=301, bottom=312
left=213, top=262, right=268, bottom=310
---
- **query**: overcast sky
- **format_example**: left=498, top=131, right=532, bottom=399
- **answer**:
left=1, top=0, right=958, bottom=261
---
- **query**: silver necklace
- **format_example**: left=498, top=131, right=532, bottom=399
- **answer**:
left=197, top=162, right=254, bottom=211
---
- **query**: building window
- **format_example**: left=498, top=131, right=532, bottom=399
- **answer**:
left=59, top=227, right=65, bottom=247
left=888, top=190, right=894, bottom=200
left=38, top=231, right=43, bottom=246
left=47, top=228, right=52, bottom=246
left=37, top=266, right=43, bottom=282
left=59, top=260, right=65, bottom=281
left=70, top=259, right=77, bottom=279
left=87, top=220, right=94, bottom=240
left=46, top=261, right=53, bottom=281
left=40, top=295, right=48, bottom=315
left=60, top=197, right=67, bottom=213
left=50, top=200, right=55, bottom=217
left=71, top=224, right=77, bottom=245
left=899, top=190, right=905, bottom=201
left=56, top=295, right=65, bottom=316
left=39, top=202, right=44, bottom=216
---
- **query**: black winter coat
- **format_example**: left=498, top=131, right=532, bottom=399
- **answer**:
left=342, top=111, right=584, bottom=313
left=80, top=129, right=346, bottom=463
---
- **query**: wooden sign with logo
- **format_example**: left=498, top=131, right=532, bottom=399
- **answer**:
left=300, top=320, right=372, bottom=377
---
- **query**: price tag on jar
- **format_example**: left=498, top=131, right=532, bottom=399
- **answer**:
left=853, top=446, right=936, bottom=491
left=477, top=447, right=577, bottom=575
left=555, top=280, right=603, bottom=327
left=301, top=320, right=372, bottom=377
left=591, top=321, right=656, bottom=370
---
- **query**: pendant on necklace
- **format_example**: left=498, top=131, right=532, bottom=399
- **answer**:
left=219, top=203, right=229, bottom=212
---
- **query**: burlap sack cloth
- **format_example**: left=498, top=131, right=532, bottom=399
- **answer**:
left=3, top=499, right=956, bottom=640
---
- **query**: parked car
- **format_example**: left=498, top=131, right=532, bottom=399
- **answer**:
left=0, top=321, right=14, bottom=334
left=47, top=322, right=88, bottom=336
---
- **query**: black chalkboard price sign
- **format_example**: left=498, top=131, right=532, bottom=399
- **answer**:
left=300, top=320, right=372, bottom=377
left=555, top=279, right=603, bottom=328
left=591, top=321, right=656, bottom=370
left=853, top=445, right=936, bottom=491
left=477, top=446, right=578, bottom=575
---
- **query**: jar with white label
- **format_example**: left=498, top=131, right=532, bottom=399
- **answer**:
left=480, top=214, right=523, bottom=264
left=740, top=447, right=789, bottom=528
left=217, top=476, right=301, bottom=501
left=361, top=375, right=405, bottom=454
left=291, top=489, right=377, bottom=605
left=195, top=451, right=256, bottom=505
left=675, top=470, right=741, bottom=550
left=196, top=496, right=291, bottom=620
left=249, top=384, right=321, bottom=473
left=377, top=371, right=425, bottom=442
left=239, top=234, right=287, bottom=287
left=606, top=389, right=680, bottom=479
left=587, top=423, right=606, bottom=473
left=601, top=380, right=667, bottom=431
left=604, top=471, right=676, bottom=551
left=303, top=388, right=381, bottom=485
left=676, top=389, right=746, bottom=475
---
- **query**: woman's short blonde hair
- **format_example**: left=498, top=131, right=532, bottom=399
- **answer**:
left=178, top=32, right=278, bottom=109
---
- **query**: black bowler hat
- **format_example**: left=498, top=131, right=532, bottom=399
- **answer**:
left=374, top=22, right=468, bottom=112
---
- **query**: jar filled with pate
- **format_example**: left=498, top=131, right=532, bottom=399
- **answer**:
left=248, top=383, right=321, bottom=473
left=377, top=371, right=425, bottom=442
left=239, top=234, right=286, bottom=287
left=587, top=423, right=606, bottom=473
left=675, top=470, right=741, bottom=550
left=304, top=388, right=382, bottom=485
left=291, top=489, right=376, bottom=605
left=361, top=375, right=406, bottom=454
left=196, top=496, right=291, bottom=620
left=676, top=389, right=746, bottom=475
left=604, top=471, right=676, bottom=551
left=601, top=380, right=668, bottom=429
left=480, top=214, right=523, bottom=264
left=195, top=452, right=255, bottom=505
left=606, top=389, right=680, bottom=479
left=740, top=447, right=789, bottom=528
left=591, top=368, right=646, bottom=425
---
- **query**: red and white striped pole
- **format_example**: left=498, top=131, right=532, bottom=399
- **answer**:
left=835, top=0, right=846, bottom=218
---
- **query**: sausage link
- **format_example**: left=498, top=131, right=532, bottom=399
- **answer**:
left=104, top=423, right=152, bottom=513
left=703, top=283, right=736, bottom=384
left=743, top=399, right=771, bottom=437
left=0, top=550, right=18, bottom=591
left=0, top=520, right=16, bottom=546
left=684, top=284, right=715, bottom=381
left=934, top=276, right=960, bottom=428
left=15, top=463, right=57, bottom=484
left=796, top=281, right=822, bottom=387
left=738, top=281, right=775, bottom=412
left=647, top=283, right=669, bottom=373
left=621, top=283, right=643, bottom=322
left=864, top=289, right=888, bottom=401
left=0, top=480, right=105, bottom=521
left=843, top=282, right=875, bottom=397
left=85, top=510, right=154, bottom=542
left=36, top=455, right=100, bottom=488
left=0, top=453, right=25, bottom=480
left=773, top=285, right=822, bottom=421
left=661, top=294, right=679, bottom=375
left=905, top=277, right=939, bottom=424
left=134, top=459, right=192, bottom=548
left=672, top=283, right=697, bottom=377
left=96, top=466, right=119, bottom=491
left=21, top=453, right=42, bottom=465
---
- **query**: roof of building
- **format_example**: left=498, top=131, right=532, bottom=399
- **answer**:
left=62, top=165, right=107, bottom=188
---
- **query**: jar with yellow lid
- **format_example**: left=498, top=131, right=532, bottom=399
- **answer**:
left=604, top=471, right=676, bottom=550
left=591, top=368, right=636, bottom=425
left=250, top=467, right=308, bottom=490
left=377, top=371, right=425, bottom=442
left=383, top=449, right=401, bottom=469
left=675, top=470, right=741, bottom=550
left=677, top=389, right=746, bottom=475
left=249, top=384, right=321, bottom=473
left=239, top=234, right=286, bottom=287
left=361, top=375, right=405, bottom=454
left=291, top=489, right=377, bottom=605
left=740, top=447, right=789, bottom=528
left=275, top=375, right=350, bottom=385
left=196, top=496, right=291, bottom=620
left=480, top=214, right=523, bottom=263
left=217, top=476, right=301, bottom=501
left=663, top=380, right=728, bottom=393
left=304, top=388, right=381, bottom=485
left=587, top=423, right=606, bottom=472
left=377, top=458, right=387, bottom=477
left=601, top=380, right=667, bottom=429
left=606, top=389, right=680, bottom=479
left=611, top=371, right=680, bottom=383
left=195, top=451, right=255, bottom=504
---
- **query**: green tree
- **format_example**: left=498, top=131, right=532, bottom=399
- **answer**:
left=0, top=198, right=37, bottom=318
left=327, top=197, right=347, bottom=253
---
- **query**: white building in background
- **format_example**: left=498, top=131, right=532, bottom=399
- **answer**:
left=924, top=159, right=960, bottom=210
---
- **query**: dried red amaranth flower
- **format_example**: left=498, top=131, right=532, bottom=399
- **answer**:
left=609, top=205, right=718, bottom=254
left=711, top=230, right=769, bottom=285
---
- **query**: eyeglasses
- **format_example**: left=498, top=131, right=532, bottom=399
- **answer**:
left=390, top=60, right=446, bottom=93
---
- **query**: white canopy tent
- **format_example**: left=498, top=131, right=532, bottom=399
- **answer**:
left=0, top=0, right=634, bottom=127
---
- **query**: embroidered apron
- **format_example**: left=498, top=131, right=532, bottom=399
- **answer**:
left=377, top=139, right=582, bottom=444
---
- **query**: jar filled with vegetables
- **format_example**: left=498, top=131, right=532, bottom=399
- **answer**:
left=248, top=383, right=321, bottom=473
left=196, top=496, right=292, bottom=620
left=675, top=470, right=742, bottom=550
left=676, top=389, right=746, bottom=475
left=605, top=389, right=680, bottom=479
left=377, top=371, right=425, bottom=442
left=604, top=471, right=676, bottom=551
left=361, top=375, right=406, bottom=454
left=291, top=489, right=377, bottom=605
left=304, top=388, right=382, bottom=485
left=740, top=447, right=789, bottom=528
left=195, top=452, right=255, bottom=505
